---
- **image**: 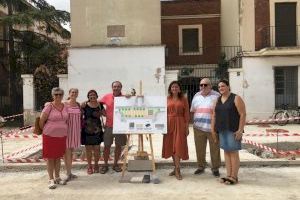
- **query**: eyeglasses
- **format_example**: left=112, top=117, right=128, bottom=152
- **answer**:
left=54, top=93, right=63, bottom=96
left=200, top=84, right=208, bottom=87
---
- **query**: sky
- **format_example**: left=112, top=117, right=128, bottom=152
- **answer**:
left=46, top=0, right=70, bottom=29
left=46, top=0, right=70, bottom=12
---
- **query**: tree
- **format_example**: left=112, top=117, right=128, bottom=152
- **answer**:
left=215, top=52, right=229, bottom=80
left=0, top=0, right=70, bottom=113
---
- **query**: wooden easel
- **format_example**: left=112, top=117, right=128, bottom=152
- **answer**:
left=121, top=81, right=156, bottom=180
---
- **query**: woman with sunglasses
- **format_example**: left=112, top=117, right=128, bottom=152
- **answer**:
left=81, top=90, right=105, bottom=174
left=211, top=79, right=246, bottom=185
left=64, top=88, right=81, bottom=182
left=162, top=81, right=189, bottom=180
left=40, top=87, right=69, bottom=189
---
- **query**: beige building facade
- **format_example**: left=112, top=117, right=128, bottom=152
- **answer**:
left=70, top=0, right=161, bottom=47
left=221, top=0, right=256, bottom=51
left=68, top=0, right=166, bottom=100
left=223, top=0, right=300, bottom=119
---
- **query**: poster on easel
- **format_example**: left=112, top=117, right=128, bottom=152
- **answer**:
left=113, top=96, right=167, bottom=134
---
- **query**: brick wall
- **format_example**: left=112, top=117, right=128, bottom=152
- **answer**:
left=255, top=0, right=270, bottom=50
left=161, top=0, right=221, bottom=65
left=161, top=0, right=220, bottom=16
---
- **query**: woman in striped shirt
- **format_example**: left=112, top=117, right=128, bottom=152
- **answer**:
left=64, top=88, right=81, bottom=181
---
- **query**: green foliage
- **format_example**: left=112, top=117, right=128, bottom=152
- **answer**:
left=216, top=52, right=229, bottom=80
left=0, top=0, right=70, bottom=110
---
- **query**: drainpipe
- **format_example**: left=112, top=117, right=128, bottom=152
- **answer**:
left=238, top=0, right=246, bottom=100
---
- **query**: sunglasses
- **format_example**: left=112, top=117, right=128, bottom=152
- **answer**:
left=200, top=84, right=208, bottom=87
left=54, top=93, right=63, bottom=96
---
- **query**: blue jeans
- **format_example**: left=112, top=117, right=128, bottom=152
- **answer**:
left=218, top=130, right=241, bottom=151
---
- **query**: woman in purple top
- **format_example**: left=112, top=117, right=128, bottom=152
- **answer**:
left=40, top=87, right=69, bottom=189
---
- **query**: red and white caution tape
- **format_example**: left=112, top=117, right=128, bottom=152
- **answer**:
left=242, top=139, right=300, bottom=156
left=246, top=116, right=300, bottom=124
left=4, top=158, right=45, bottom=163
left=2, top=127, right=34, bottom=138
left=1, top=126, right=33, bottom=136
left=242, top=139, right=278, bottom=153
left=244, top=133, right=300, bottom=137
left=4, top=134, right=41, bottom=140
left=3, top=158, right=86, bottom=163
left=3, top=113, right=24, bottom=120
left=2, top=157, right=113, bottom=163
left=5, top=143, right=42, bottom=159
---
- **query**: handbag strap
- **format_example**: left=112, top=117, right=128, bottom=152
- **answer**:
left=99, top=104, right=105, bottom=131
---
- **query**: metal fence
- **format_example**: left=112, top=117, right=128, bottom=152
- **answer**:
left=165, top=46, right=243, bottom=68
left=166, top=64, right=226, bottom=105
left=259, top=25, right=300, bottom=49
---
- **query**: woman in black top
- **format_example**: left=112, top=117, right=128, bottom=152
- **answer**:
left=81, top=90, right=105, bottom=175
left=211, top=80, right=246, bottom=185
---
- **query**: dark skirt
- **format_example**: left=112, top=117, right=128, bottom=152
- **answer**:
left=81, top=131, right=103, bottom=146
left=43, top=134, right=66, bottom=159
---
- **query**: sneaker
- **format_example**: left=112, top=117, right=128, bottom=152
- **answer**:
left=194, top=168, right=205, bottom=175
left=212, top=169, right=220, bottom=177
left=55, top=177, right=67, bottom=185
left=48, top=179, right=56, bottom=189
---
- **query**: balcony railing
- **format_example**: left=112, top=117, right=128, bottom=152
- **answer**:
left=165, top=45, right=242, bottom=68
left=258, top=25, right=300, bottom=49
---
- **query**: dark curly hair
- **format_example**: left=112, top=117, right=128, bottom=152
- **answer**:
left=218, top=79, right=230, bottom=86
left=87, top=89, right=98, bottom=101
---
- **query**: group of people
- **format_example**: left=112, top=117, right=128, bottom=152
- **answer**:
left=39, top=78, right=246, bottom=189
left=163, top=78, right=246, bottom=185
left=39, top=81, right=126, bottom=189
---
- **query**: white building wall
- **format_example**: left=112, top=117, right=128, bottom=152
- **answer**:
left=228, top=68, right=244, bottom=98
left=68, top=46, right=166, bottom=102
left=57, top=74, right=69, bottom=94
left=21, top=74, right=37, bottom=125
left=240, top=56, right=300, bottom=119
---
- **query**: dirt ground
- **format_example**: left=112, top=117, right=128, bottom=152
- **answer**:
left=0, top=166, right=299, bottom=200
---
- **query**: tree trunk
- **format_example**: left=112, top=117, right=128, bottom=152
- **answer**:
left=7, top=0, right=19, bottom=114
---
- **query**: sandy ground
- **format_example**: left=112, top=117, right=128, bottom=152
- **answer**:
left=0, top=166, right=299, bottom=200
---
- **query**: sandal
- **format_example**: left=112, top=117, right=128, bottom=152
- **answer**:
left=175, top=167, right=182, bottom=180
left=94, top=164, right=100, bottom=173
left=112, top=165, right=122, bottom=173
left=65, top=173, right=78, bottom=182
left=54, top=177, right=67, bottom=185
left=100, top=165, right=109, bottom=174
left=220, top=176, right=231, bottom=183
left=225, top=177, right=238, bottom=185
left=87, top=166, right=93, bottom=175
left=70, top=173, right=78, bottom=179
left=169, top=169, right=175, bottom=176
